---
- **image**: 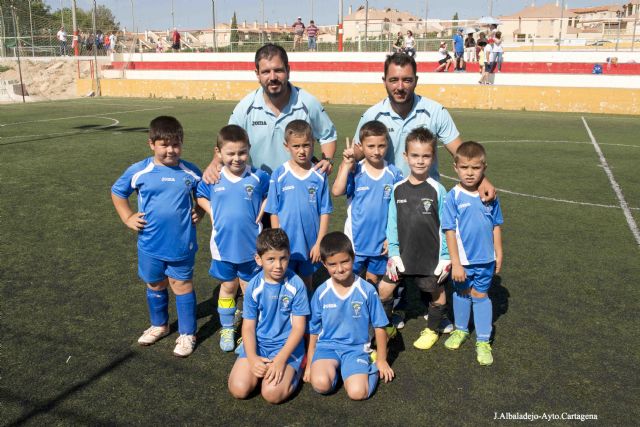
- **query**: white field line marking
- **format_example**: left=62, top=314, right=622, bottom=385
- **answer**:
left=440, top=173, right=640, bottom=211
left=0, top=117, right=120, bottom=141
left=479, top=139, right=639, bottom=149
left=582, top=116, right=640, bottom=246
left=0, top=107, right=164, bottom=127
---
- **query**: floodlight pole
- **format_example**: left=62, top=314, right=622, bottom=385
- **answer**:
left=615, top=11, right=621, bottom=51
left=632, top=2, right=639, bottom=52
left=10, top=1, right=26, bottom=103
left=364, top=0, right=368, bottom=51
left=171, top=0, right=175, bottom=29
left=557, top=0, right=565, bottom=51
left=211, top=0, right=217, bottom=51
left=61, top=0, right=64, bottom=27
left=71, top=0, right=78, bottom=56
left=0, top=6, right=6, bottom=57
left=28, top=0, right=35, bottom=56
left=91, top=0, right=101, bottom=96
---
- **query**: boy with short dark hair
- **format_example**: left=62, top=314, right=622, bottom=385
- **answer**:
left=227, top=228, right=309, bottom=404
left=265, top=119, right=333, bottom=289
left=305, top=232, right=394, bottom=400
left=377, top=128, right=452, bottom=350
left=332, top=120, right=403, bottom=285
left=196, top=125, right=270, bottom=352
left=111, top=116, right=203, bottom=357
left=442, top=141, right=503, bottom=366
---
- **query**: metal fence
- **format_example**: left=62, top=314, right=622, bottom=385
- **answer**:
left=1, top=1, right=639, bottom=57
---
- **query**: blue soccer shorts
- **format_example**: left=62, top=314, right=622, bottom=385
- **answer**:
left=353, top=254, right=387, bottom=276
left=312, top=345, right=378, bottom=383
left=209, top=259, right=260, bottom=282
left=238, top=340, right=306, bottom=373
left=138, top=249, right=195, bottom=284
left=288, top=259, right=318, bottom=278
left=453, top=262, right=495, bottom=293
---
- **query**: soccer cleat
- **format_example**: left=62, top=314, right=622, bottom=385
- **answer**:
left=234, top=337, right=244, bottom=355
left=219, top=328, right=235, bottom=352
left=444, top=330, right=469, bottom=350
left=424, top=314, right=455, bottom=334
left=440, top=318, right=454, bottom=334
left=476, top=341, right=494, bottom=366
left=391, top=310, right=406, bottom=329
left=385, top=325, right=398, bottom=340
left=137, top=325, right=169, bottom=346
left=413, top=328, right=439, bottom=350
left=173, top=334, right=196, bottom=357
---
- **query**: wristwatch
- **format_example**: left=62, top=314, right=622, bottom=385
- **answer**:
left=322, top=155, right=334, bottom=166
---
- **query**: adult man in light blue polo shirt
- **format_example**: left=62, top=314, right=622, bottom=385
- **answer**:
left=353, top=53, right=494, bottom=198
left=204, top=44, right=336, bottom=181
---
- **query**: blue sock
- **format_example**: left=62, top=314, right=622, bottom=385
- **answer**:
left=472, top=295, right=493, bottom=342
left=367, top=371, right=379, bottom=398
left=175, top=291, right=197, bottom=335
left=146, top=288, right=168, bottom=326
left=452, top=291, right=471, bottom=332
left=218, top=307, right=235, bottom=329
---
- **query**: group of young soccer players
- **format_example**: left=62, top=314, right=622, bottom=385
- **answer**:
left=111, top=111, right=503, bottom=403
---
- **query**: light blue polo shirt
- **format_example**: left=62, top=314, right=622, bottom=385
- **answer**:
left=353, top=94, right=459, bottom=179
left=229, top=84, right=337, bottom=174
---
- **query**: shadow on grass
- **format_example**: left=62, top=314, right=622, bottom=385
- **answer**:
left=4, top=350, right=137, bottom=426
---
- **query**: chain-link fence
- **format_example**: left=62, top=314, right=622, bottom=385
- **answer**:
left=1, top=1, right=639, bottom=57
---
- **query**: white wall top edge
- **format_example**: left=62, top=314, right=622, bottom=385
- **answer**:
left=112, top=69, right=640, bottom=89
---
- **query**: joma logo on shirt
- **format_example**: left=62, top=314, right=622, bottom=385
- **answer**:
left=252, top=120, right=267, bottom=126
left=283, top=185, right=295, bottom=191
left=323, top=303, right=337, bottom=309
left=161, top=177, right=175, bottom=182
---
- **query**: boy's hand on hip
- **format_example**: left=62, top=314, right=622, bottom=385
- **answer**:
left=125, top=212, right=146, bottom=231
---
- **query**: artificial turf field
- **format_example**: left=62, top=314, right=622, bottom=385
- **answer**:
left=1, top=98, right=639, bottom=426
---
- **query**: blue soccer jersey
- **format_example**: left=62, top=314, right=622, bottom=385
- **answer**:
left=353, top=94, right=459, bottom=179
left=310, top=277, right=388, bottom=351
left=196, top=166, right=269, bottom=264
left=229, top=84, right=337, bottom=174
left=265, top=162, right=333, bottom=262
left=441, top=185, right=504, bottom=265
left=243, top=269, right=310, bottom=348
left=111, top=157, right=201, bottom=261
left=344, top=161, right=403, bottom=257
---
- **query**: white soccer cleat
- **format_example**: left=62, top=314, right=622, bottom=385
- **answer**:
left=173, top=334, right=196, bottom=358
left=137, top=325, right=169, bottom=346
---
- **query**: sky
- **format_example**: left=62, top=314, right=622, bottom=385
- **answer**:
left=46, top=0, right=626, bottom=31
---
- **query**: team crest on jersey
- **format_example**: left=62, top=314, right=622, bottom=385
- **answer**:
left=244, top=184, right=255, bottom=200
left=421, top=198, right=433, bottom=215
left=307, top=186, right=318, bottom=203
left=351, top=301, right=362, bottom=318
left=383, top=184, right=392, bottom=199
left=280, top=295, right=291, bottom=311
left=183, top=177, right=193, bottom=188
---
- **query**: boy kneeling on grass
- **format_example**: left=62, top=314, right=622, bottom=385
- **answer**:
left=227, top=228, right=310, bottom=404
left=305, top=232, right=394, bottom=400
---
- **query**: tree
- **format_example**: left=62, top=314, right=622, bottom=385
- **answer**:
left=53, top=5, right=120, bottom=33
left=230, top=12, right=239, bottom=44
left=452, top=12, right=459, bottom=35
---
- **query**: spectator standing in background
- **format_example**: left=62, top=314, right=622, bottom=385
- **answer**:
left=404, top=30, right=416, bottom=57
left=393, top=31, right=404, bottom=53
left=109, top=33, right=117, bottom=53
left=172, top=28, right=181, bottom=51
left=57, top=27, right=67, bottom=56
left=464, top=31, right=476, bottom=63
left=453, top=28, right=465, bottom=71
left=492, top=31, right=504, bottom=72
left=307, top=20, right=318, bottom=52
left=292, top=17, right=305, bottom=51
